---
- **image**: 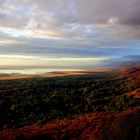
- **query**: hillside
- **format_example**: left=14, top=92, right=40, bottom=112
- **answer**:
left=0, top=67, right=140, bottom=140
left=0, top=107, right=140, bottom=140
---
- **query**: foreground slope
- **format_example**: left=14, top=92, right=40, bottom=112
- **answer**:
left=0, top=107, right=140, bottom=140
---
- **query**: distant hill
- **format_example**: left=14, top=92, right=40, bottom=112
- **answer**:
left=118, top=61, right=140, bottom=69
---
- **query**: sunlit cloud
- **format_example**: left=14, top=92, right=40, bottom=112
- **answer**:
left=0, top=54, right=109, bottom=67
left=0, top=40, right=21, bottom=45
left=107, top=17, right=118, bottom=25
left=0, top=54, right=36, bottom=59
left=0, top=27, right=61, bottom=39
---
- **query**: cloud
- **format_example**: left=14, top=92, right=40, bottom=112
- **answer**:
left=0, top=0, right=140, bottom=71
left=75, top=0, right=140, bottom=25
left=0, top=54, right=109, bottom=68
left=0, top=0, right=140, bottom=39
left=107, top=17, right=118, bottom=25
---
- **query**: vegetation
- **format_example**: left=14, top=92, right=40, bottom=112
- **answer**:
left=0, top=72, right=139, bottom=130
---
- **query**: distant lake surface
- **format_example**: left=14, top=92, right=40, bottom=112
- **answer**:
left=0, top=68, right=84, bottom=75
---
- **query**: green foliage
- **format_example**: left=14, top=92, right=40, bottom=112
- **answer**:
left=10, top=104, right=17, bottom=111
left=104, top=95, right=135, bottom=112
left=0, top=73, right=139, bottom=130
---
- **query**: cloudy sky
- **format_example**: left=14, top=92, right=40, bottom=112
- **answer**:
left=0, top=0, right=140, bottom=74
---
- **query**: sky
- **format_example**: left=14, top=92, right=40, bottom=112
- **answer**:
left=0, top=0, right=140, bottom=74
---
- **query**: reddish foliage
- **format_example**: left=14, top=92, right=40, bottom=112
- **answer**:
left=125, top=88, right=140, bottom=98
left=1, top=107, right=140, bottom=140
left=119, top=66, right=140, bottom=89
